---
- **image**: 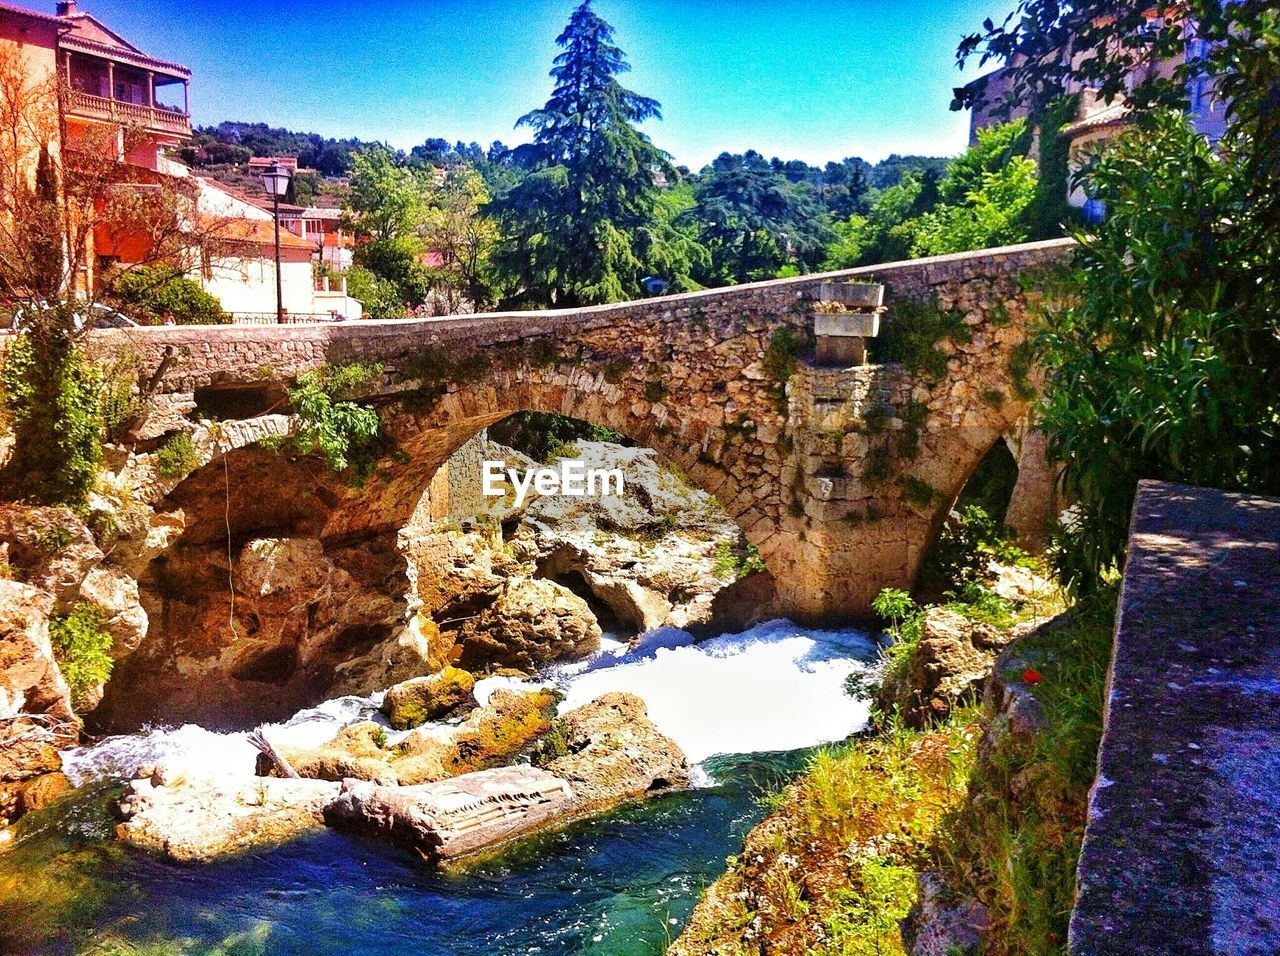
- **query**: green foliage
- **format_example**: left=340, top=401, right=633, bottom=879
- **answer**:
left=1027, top=95, right=1078, bottom=240
left=48, top=602, right=113, bottom=698
left=925, top=504, right=1027, bottom=591
left=34, top=526, right=71, bottom=553
left=345, top=146, right=431, bottom=242
left=1035, top=112, right=1280, bottom=593
left=601, top=356, right=632, bottom=384
left=872, top=298, right=970, bottom=383
left=713, top=541, right=767, bottom=581
left=687, top=150, right=833, bottom=283
left=488, top=412, right=625, bottom=463
left=938, top=590, right=1117, bottom=955
left=822, top=120, right=1042, bottom=269
left=345, top=265, right=407, bottom=320
left=910, top=155, right=1038, bottom=257
left=287, top=363, right=383, bottom=480
left=871, top=587, right=916, bottom=631
left=153, top=433, right=197, bottom=479
left=762, top=326, right=802, bottom=382
left=110, top=266, right=229, bottom=325
left=643, top=380, right=667, bottom=403
left=490, top=1, right=671, bottom=307
left=900, top=475, right=938, bottom=508
left=0, top=320, right=102, bottom=508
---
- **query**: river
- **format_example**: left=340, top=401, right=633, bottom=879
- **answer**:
left=1, top=619, right=878, bottom=955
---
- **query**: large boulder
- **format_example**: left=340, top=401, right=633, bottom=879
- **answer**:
left=95, top=533, right=415, bottom=730
left=0, top=503, right=148, bottom=717
left=534, top=692, right=689, bottom=806
left=116, top=762, right=338, bottom=862
left=0, top=580, right=76, bottom=828
left=493, top=440, right=754, bottom=634
left=455, top=578, right=601, bottom=674
left=875, top=606, right=1005, bottom=728
left=270, top=688, right=558, bottom=788
left=0, top=505, right=103, bottom=607
left=380, top=667, right=475, bottom=730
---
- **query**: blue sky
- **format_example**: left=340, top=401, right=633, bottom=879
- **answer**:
left=87, top=0, right=1013, bottom=168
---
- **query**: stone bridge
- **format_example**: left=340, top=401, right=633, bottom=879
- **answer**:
left=88, top=238, right=1072, bottom=625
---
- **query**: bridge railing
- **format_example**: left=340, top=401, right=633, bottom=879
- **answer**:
left=227, top=312, right=347, bottom=326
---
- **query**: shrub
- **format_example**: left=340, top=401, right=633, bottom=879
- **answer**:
left=154, top=432, right=197, bottom=479
left=872, top=297, right=970, bottom=383
left=1036, top=112, right=1280, bottom=593
left=111, top=265, right=229, bottom=325
left=925, top=504, right=1028, bottom=591
left=48, top=602, right=114, bottom=699
left=762, top=326, right=802, bottom=382
left=288, top=363, right=383, bottom=480
left=0, top=326, right=102, bottom=509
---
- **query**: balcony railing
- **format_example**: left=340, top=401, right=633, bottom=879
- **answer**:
left=66, top=90, right=191, bottom=137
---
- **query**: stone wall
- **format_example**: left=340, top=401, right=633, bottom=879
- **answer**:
left=1069, top=481, right=1280, bottom=955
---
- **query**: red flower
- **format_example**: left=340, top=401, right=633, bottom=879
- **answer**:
left=1023, top=668, right=1043, bottom=685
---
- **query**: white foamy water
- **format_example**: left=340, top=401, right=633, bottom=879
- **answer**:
left=550, top=621, right=879, bottom=764
left=63, top=619, right=879, bottom=787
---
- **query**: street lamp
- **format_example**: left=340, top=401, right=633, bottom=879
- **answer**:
left=260, top=162, right=292, bottom=324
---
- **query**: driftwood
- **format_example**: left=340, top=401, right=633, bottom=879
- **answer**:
left=248, top=728, right=300, bottom=778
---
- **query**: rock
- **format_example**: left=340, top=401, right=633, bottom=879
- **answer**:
left=535, top=692, right=689, bottom=806
left=0, top=580, right=76, bottom=828
left=380, top=667, right=476, bottom=730
left=875, top=607, right=1008, bottom=729
left=116, top=766, right=339, bottom=862
left=273, top=688, right=556, bottom=788
left=688, top=570, right=778, bottom=639
left=0, top=505, right=102, bottom=607
left=447, top=688, right=559, bottom=774
left=907, top=872, right=989, bottom=956
left=18, top=771, right=71, bottom=813
left=77, top=567, right=148, bottom=660
left=269, top=722, right=401, bottom=786
left=95, top=532, right=414, bottom=731
left=326, top=615, right=447, bottom=699
left=323, top=766, right=575, bottom=861
left=455, top=578, right=601, bottom=674
left=489, top=440, right=751, bottom=633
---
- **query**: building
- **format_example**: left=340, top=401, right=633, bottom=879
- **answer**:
left=964, top=14, right=1228, bottom=217
left=0, top=0, right=361, bottom=320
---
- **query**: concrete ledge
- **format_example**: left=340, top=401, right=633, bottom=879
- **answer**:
left=1069, top=480, right=1280, bottom=954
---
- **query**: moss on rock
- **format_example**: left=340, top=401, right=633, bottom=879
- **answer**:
left=379, top=667, right=476, bottom=730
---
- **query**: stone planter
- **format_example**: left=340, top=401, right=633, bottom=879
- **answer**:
left=817, top=281, right=885, bottom=309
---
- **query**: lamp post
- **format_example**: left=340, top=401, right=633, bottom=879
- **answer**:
left=260, top=162, right=292, bottom=324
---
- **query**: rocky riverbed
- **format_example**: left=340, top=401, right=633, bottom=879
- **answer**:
left=1, top=433, right=883, bottom=953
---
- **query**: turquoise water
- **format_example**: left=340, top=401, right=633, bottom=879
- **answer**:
left=1, top=751, right=806, bottom=955
left=3, top=620, right=878, bottom=954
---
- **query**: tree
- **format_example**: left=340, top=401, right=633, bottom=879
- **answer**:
left=911, top=155, right=1038, bottom=256
left=821, top=120, right=1037, bottom=267
left=343, top=146, right=431, bottom=243
left=490, top=0, right=670, bottom=306
left=689, top=151, right=832, bottom=284
left=937, top=118, right=1032, bottom=206
left=422, top=166, right=499, bottom=311
left=958, top=2, right=1280, bottom=591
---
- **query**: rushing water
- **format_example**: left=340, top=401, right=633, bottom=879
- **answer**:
left=2, top=619, right=878, bottom=955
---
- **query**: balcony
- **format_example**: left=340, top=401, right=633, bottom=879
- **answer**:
left=66, top=89, right=191, bottom=138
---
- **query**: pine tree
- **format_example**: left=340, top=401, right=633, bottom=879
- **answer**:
left=493, top=1, right=671, bottom=306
